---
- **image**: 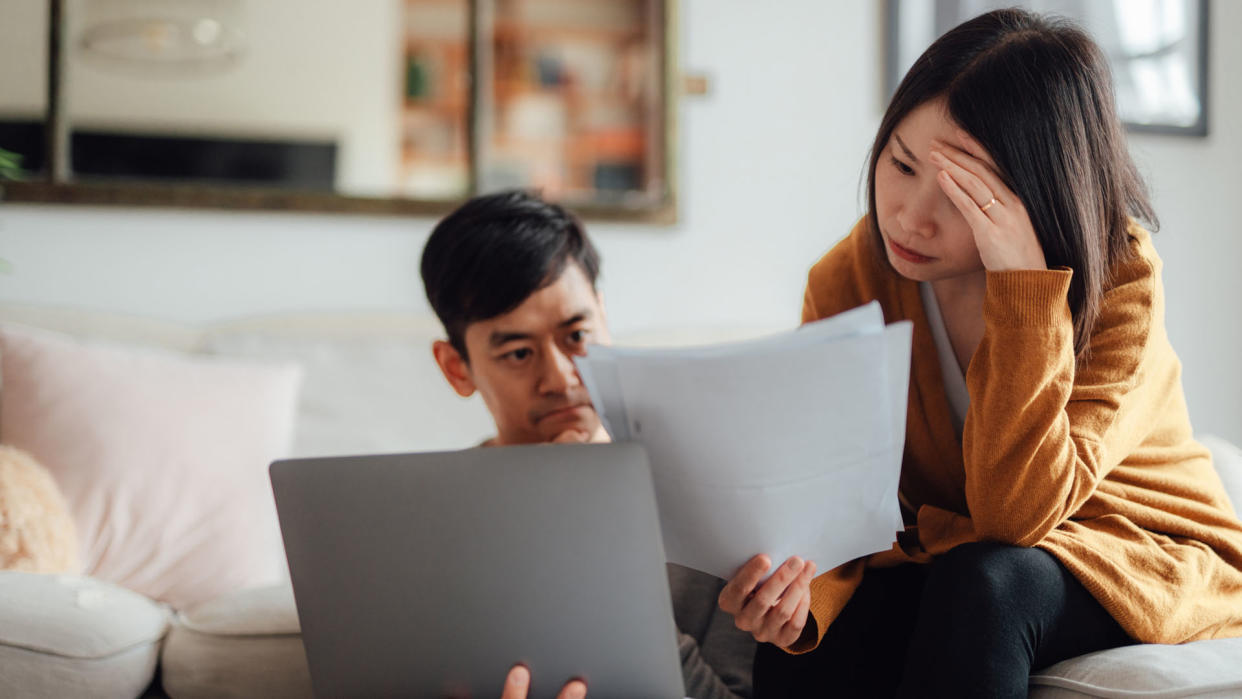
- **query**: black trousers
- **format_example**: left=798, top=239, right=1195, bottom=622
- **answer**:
left=753, top=542, right=1135, bottom=698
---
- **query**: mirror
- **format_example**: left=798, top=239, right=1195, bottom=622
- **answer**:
left=0, top=0, right=49, bottom=182
left=1, top=0, right=676, bottom=221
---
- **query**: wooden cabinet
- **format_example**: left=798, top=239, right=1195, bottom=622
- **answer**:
left=400, top=0, right=668, bottom=212
left=400, top=0, right=471, bottom=198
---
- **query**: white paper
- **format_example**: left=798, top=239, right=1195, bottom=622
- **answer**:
left=576, top=302, right=912, bottom=580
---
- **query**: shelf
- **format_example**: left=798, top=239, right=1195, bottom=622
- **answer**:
left=492, top=21, right=645, bottom=42
left=403, top=96, right=468, bottom=112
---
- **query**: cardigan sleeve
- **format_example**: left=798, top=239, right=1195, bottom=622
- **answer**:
left=801, top=283, right=821, bottom=325
left=918, top=247, right=1158, bottom=549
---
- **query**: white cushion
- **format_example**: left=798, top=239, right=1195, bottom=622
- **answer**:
left=161, top=583, right=311, bottom=699
left=203, top=313, right=494, bottom=456
left=0, top=302, right=204, bottom=354
left=0, top=572, right=169, bottom=699
left=1029, top=637, right=1242, bottom=698
left=0, top=323, right=302, bottom=609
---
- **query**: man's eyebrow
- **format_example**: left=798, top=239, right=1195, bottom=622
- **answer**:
left=488, top=330, right=532, bottom=348
left=894, top=133, right=919, bottom=163
left=488, top=310, right=593, bottom=347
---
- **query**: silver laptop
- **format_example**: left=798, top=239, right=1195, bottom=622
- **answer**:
left=270, top=443, right=686, bottom=699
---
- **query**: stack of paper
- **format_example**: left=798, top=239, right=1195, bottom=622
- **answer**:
left=575, top=302, right=912, bottom=580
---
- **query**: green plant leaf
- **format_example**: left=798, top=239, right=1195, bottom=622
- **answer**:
left=0, top=147, right=25, bottom=181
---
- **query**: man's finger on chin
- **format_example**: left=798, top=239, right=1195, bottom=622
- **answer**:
left=552, top=429, right=589, bottom=443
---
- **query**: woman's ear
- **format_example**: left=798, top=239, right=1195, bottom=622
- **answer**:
left=432, top=340, right=476, bottom=398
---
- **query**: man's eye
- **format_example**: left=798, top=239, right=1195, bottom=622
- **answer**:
left=505, top=348, right=532, bottom=361
left=890, top=155, right=915, bottom=176
left=568, top=330, right=586, bottom=344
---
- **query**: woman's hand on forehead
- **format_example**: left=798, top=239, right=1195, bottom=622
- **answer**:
left=930, top=129, right=1048, bottom=272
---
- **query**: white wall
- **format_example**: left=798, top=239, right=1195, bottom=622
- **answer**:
left=1125, top=0, right=1242, bottom=446
left=0, top=0, right=1239, bottom=443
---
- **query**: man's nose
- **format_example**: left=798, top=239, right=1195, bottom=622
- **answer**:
left=539, top=347, right=581, bottom=394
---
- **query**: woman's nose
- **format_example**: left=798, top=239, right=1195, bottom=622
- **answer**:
left=897, top=181, right=943, bottom=238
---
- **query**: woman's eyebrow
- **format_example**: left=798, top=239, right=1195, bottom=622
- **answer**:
left=894, top=133, right=920, bottom=164
left=558, top=311, right=591, bottom=329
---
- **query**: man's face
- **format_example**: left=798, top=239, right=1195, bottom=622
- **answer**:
left=434, top=262, right=610, bottom=445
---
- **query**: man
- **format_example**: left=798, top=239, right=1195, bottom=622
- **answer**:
left=422, top=190, right=754, bottom=699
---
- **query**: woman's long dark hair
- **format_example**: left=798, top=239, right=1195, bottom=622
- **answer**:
left=868, top=8, right=1157, bottom=361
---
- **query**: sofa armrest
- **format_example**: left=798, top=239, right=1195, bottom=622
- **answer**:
left=0, top=572, right=169, bottom=698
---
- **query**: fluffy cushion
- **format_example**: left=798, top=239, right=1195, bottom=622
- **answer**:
left=0, top=445, right=78, bottom=573
left=0, top=572, right=169, bottom=698
left=0, top=323, right=301, bottom=609
left=161, top=583, right=312, bottom=699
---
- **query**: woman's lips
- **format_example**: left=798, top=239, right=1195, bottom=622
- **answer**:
left=887, top=238, right=934, bottom=264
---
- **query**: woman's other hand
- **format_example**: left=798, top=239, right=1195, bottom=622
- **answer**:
left=499, top=664, right=586, bottom=699
left=717, top=554, right=817, bottom=648
left=930, top=129, right=1048, bottom=272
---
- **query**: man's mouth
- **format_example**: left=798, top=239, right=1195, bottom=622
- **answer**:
left=534, top=403, right=594, bottom=423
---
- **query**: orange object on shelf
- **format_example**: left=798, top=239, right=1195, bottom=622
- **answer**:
left=581, top=127, right=645, bottom=160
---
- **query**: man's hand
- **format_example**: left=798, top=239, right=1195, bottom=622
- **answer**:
left=499, top=665, right=586, bottom=699
left=551, top=426, right=610, bottom=444
left=718, top=554, right=817, bottom=648
left=551, top=429, right=591, bottom=444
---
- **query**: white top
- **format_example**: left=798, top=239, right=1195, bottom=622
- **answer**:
left=919, top=281, right=971, bottom=437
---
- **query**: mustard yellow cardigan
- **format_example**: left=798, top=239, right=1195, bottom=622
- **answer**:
left=792, top=217, right=1242, bottom=653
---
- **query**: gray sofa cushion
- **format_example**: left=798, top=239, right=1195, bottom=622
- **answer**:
left=160, top=584, right=311, bottom=699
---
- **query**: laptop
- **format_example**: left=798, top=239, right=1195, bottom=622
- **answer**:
left=270, top=442, right=686, bottom=699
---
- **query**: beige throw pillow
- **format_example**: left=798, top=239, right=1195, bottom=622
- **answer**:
left=0, top=323, right=301, bottom=609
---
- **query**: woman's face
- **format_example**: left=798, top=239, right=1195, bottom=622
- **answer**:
left=874, top=98, right=986, bottom=283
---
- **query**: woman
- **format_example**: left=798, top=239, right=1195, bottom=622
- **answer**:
left=717, top=8, right=1242, bottom=698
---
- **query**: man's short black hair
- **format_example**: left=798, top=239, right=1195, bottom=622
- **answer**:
left=420, top=189, right=601, bottom=359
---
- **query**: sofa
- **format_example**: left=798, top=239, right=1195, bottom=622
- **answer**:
left=2, top=301, right=1242, bottom=698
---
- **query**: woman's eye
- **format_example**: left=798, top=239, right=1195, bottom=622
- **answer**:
left=890, top=155, right=915, bottom=176
left=568, top=330, right=586, bottom=344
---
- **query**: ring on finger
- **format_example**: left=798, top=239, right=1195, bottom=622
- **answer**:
left=980, top=196, right=999, bottom=213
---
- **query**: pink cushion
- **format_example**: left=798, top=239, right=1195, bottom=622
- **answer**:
left=0, top=323, right=301, bottom=609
